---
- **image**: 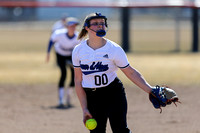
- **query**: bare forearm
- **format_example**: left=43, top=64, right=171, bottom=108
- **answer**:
left=74, top=68, right=92, bottom=123
left=75, top=83, right=88, bottom=111
left=130, top=69, right=152, bottom=93
left=122, top=66, right=152, bottom=93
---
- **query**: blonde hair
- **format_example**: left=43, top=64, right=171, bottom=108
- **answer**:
left=78, top=28, right=88, bottom=40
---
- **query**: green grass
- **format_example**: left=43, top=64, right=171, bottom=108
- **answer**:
left=0, top=26, right=199, bottom=87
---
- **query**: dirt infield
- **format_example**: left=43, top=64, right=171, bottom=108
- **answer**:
left=0, top=84, right=199, bottom=133
left=0, top=21, right=199, bottom=133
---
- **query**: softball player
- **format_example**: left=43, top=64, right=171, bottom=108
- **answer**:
left=46, top=17, right=80, bottom=108
left=72, top=12, right=152, bottom=133
left=52, top=14, right=68, bottom=33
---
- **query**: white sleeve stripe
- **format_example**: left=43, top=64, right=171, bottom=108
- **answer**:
left=118, top=64, right=129, bottom=68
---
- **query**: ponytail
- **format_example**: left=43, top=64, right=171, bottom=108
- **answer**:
left=78, top=28, right=88, bottom=40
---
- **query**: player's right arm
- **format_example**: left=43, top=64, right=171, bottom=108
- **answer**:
left=46, top=30, right=61, bottom=63
left=46, top=40, right=54, bottom=63
left=74, top=67, right=92, bottom=124
left=72, top=43, right=92, bottom=123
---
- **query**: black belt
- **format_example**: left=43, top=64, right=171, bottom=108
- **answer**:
left=84, top=88, right=97, bottom=91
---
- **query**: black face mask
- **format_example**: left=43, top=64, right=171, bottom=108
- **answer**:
left=96, top=30, right=106, bottom=37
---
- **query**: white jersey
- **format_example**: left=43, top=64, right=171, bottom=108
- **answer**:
left=51, top=29, right=80, bottom=56
left=72, top=39, right=129, bottom=88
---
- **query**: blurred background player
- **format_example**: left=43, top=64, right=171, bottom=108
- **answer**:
left=51, top=13, right=68, bottom=33
left=46, top=17, right=80, bottom=109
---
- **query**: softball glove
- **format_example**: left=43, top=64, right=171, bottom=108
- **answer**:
left=149, top=85, right=180, bottom=113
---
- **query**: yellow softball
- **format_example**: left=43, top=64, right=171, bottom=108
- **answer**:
left=85, top=119, right=97, bottom=130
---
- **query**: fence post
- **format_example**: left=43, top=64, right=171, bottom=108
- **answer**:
left=121, top=7, right=130, bottom=52
left=175, top=8, right=181, bottom=52
left=192, top=7, right=199, bottom=52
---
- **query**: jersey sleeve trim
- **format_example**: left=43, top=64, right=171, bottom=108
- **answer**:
left=73, top=65, right=80, bottom=68
left=118, top=64, right=129, bottom=69
left=47, top=40, right=54, bottom=53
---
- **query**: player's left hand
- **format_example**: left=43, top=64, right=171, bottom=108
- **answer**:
left=149, top=85, right=181, bottom=113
